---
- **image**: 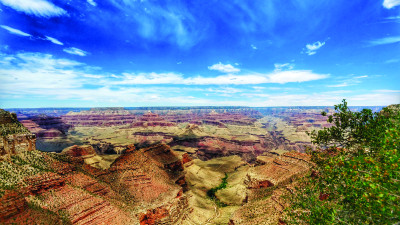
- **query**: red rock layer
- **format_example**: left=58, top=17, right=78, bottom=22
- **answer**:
left=181, top=153, right=193, bottom=164
left=131, top=112, right=175, bottom=127
left=101, top=143, right=183, bottom=205
left=61, top=109, right=136, bottom=127
left=230, top=152, right=312, bottom=224
left=39, top=185, right=132, bottom=225
left=138, top=195, right=189, bottom=224
left=23, top=172, right=66, bottom=195
left=63, top=145, right=96, bottom=157
left=139, top=206, right=169, bottom=225
left=0, top=190, right=27, bottom=221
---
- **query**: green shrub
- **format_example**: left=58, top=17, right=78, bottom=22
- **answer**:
left=286, top=100, right=400, bottom=224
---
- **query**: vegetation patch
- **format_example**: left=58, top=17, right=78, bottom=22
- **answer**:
left=286, top=100, right=400, bottom=224
left=0, top=110, right=29, bottom=136
left=207, top=173, right=229, bottom=207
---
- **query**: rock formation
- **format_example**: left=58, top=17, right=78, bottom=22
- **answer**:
left=131, top=112, right=175, bottom=127
left=229, top=152, right=312, bottom=224
left=0, top=109, right=35, bottom=161
left=61, top=108, right=136, bottom=127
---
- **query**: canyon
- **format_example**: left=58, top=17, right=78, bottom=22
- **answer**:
left=0, top=106, right=381, bottom=224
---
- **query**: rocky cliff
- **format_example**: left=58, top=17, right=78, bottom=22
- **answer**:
left=61, top=109, right=136, bottom=127
left=229, top=152, right=312, bottom=224
left=0, top=109, right=35, bottom=161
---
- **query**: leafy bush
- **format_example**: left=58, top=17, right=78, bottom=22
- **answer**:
left=286, top=100, right=400, bottom=224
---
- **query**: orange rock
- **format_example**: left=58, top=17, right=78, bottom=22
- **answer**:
left=63, top=145, right=95, bottom=157
left=139, top=206, right=169, bottom=225
left=24, top=172, right=65, bottom=195
left=0, top=190, right=27, bottom=221
left=181, top=153, right=193, bottom=164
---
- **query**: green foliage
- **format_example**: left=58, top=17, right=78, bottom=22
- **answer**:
left=207, top=173, right=229, bottom=207
left=0, top=110, right=29, bottom=136
left=286, top=100, right=400, bottom=224
left=0, top=150, right=52, bottom=191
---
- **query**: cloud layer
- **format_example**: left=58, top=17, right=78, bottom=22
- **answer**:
left=0, top=0, right=66, bottom=17
left=304, top=41, right=326, bottom=55
left=368, top=36, right=400, bottom=46
left=208, top=62, right=240, bottom=73
left=63, top=47, right=88, bottom=56
left=1, top=25, right=31, bottom=37
left=0, top=51, right=396, bottom=107
left=383, top=0, right=400, bottom=9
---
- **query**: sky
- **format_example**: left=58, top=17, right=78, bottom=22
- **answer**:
left=0, top=0, right=399, bottom=108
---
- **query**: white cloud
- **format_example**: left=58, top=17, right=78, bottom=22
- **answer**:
left=208, top=62, right=240, bottom=73
left=328, top=82, right=349, bottom=88
left=268, top=70, right=328, bottom=84
left=354, top=75, right=368, bottom=79
left=274, top=63, right=294, bottom=71
left=0, top=25, right=31, bottom=37
left=118, top=72, right=183, bottom=84
left=383, top=0, right=400, bottom=9
left=349, top=92, right=400, bottom=105
left=87, top=0, right=97, bottom=6
left=63, top=47, right=88, bottom=56
left=0, top=53, right=86, bottom=92
left=206, top=87, right=242, bottom=96
left=45, top=36, right=63, bottom=45
left=251, top=44, right=257, bottom=50
left=247, top=91, right=400, bottom=106
left=304, top=41, right=325, bottom=55
left=368, top=36, right=400, bottom=46
left=327, top=75, right=368, bottom=88
left=0, top=0, right=66, bottom=17
left=0, top=51, right=331, bottom=108
left=115, top=70, right=327, bottom=85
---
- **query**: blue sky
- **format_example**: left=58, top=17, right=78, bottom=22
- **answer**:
left=0, top=0, right=399, bottom=108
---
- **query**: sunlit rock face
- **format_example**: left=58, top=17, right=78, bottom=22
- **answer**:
left=61, top=109, right=137, bottom=127
left=131, top=112, right=175, bottom=127
left=20, top=115, right=72, bottom=139
left=0, top=109, right=36, bottom=160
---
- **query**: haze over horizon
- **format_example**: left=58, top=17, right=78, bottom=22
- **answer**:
left=1, top=0, right=399, bottom=108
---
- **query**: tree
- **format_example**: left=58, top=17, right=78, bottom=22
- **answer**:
left=286, top=100, right=400, bottom=224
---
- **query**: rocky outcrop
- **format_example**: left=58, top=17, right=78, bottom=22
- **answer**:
left=174, top=136, right=268, bottom=162
left=61, top=109, right=136, bottom=127
left=163, top=110, right=261, bottom=126
left=0, top=110, right=36, bottom=160
left=100, top=143, right=184, bottom=206
left=20, top=115, right=72, bottom=139
left=63, top=145, right=96, bottom=157
left=24, top=172, right=66, bottom=195
left=0, top=134, right=36, bottom=160
left=181, top=153, right=193, bottom=165
left=131, top=112, right=175, bottom=127
left=38, top=185, right=133, bottom=225
left=229, top=152, right=312, bottom=224
left=0, top=190, right=28, bottom=221
left=245, top=152, right=311, bottom=190
left=138, top=196, right=189, bottom=225
left=139, top=206, right=169, bottom=225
